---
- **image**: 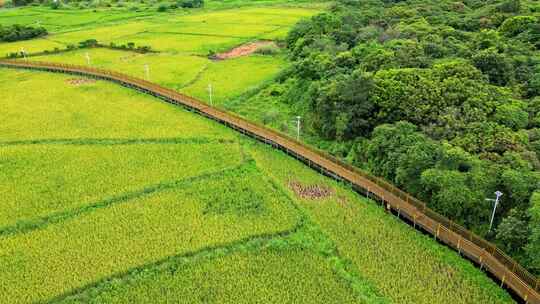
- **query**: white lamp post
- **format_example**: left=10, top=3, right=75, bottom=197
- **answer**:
left=485, top=191, right=503, bottom=233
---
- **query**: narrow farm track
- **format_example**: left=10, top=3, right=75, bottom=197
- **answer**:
left=1, top=59, right=538, bottom=304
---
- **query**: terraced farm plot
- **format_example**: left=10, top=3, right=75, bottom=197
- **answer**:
left=0, top=68, right=515, bottom=303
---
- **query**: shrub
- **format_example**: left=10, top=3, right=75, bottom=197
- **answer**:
left=499, top=15, right=537, bottom=37
left=472, top=48, right=513, bottom=86
left=50, top=0, right=60, bottom=9
left=0, top=24, right=48, bottom=42
left=255, top=44, right=280, bottom=55
left=79, top=39, right=99, bottom=48
left=498, top=0, right=521, bottom=13
left=157, top=4, right=167, bottom=11
left=179, top=0, right=202, bottom=8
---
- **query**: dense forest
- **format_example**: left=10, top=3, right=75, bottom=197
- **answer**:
left=254, top=0, right=540, bottom=274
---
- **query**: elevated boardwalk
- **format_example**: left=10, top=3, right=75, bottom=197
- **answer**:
left=1, top=59, right=538, bottom=303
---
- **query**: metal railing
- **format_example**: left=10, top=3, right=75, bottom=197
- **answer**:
left=1, top=59, right=538, bottom=303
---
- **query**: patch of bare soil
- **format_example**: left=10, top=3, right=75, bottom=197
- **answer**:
left=66, top=78, right=96, bottom=86
left=214, top=41, right=276, bottom=60
left=288, top=180, right=335, bottom=200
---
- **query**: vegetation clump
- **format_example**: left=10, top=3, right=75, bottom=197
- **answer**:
left=0, top=24, right=47, bottom=42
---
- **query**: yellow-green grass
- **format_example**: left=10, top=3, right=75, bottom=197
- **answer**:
left=248, top=143, right=514, bottom=304
left=148, top=22, right=281, bottom=38
left=30, top=48, right=285, bottom=101
left=0, top=7, right=152, bottom=32
left=0, top=69, right=301, bottom=303
left=181, top=55, right=285, bottom=105
left=0, top=142, right=244, bottom=229
left=49, top=22, right=158, bottom=46
left=57, top=249, right=360, bottom=304
left=31, top=48, right=209, bottom=88
left=0, top=70, right=234, bottom=140
left=258, top=26, right=291, bottom=40
left=0, top=38, right=64, bottom=56
left=0, top=5, right=321, bottom=56
left=175, top=6, right=321, bottom=26
left=112, top=32, right=245, bottom=54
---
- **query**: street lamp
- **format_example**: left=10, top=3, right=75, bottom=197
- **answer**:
left=207, top=83, right=213, bottom=106
left=295, top=116, right=301, bottom=141
left=485, top=191, right=503, bottom=233
left=144, top=64, right=150, bottom=80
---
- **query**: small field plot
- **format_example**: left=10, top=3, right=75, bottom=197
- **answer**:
left=176, top=6, right=321, bottom=27
left=112, top=32, right=245, bottom=54
left=32, top=49, right=208, bottom=89
left=148, top=22, right=281, bottom=39
left=181, top=55, right=285, bottom=105
left=49, top=22, right=157, bottom=46
left=0, top=7, right=151, bottom=32
left=56, top=249, right=359, bottom=304
left=0, top=38, right=65, bottom=57
left=0, top=70, right=233, bottom=140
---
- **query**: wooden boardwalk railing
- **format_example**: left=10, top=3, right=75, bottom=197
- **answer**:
left=1, top=59, right=538, bottom=303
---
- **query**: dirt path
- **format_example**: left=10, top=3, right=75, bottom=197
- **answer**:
left=214, top=41, right=276, bottom=60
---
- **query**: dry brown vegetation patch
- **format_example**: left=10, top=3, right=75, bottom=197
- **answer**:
left=66, top=78, right=96, bottom=86
left=288, top=180, right=334, bottom=200
left=214, top=41, right=276, bottom=60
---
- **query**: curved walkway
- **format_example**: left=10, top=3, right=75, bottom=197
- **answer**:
left=1, top=59, right=538, bottom=304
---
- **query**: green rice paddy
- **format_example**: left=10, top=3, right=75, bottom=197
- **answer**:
left=0, top=2, right=518, bottom=303
left=0, top=67, right=514, bottom=304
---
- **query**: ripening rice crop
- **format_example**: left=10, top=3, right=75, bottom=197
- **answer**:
left=248, top=143, right=515, bottom=304
left=32, top=49, right=209, bottom=89
left=0, top=162, right=301, bottom=304
left=0, top=70, right=237, bottom=141
left=56, top=249, right=360, bottom=304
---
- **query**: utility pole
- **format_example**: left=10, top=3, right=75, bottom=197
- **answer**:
left=485, top=191, right=503, bottom=233
left=295, top=116, right=301, bottom=141
left=208, top=83, right=213, bottom=106
left=85, top=52, right=91, bottom=65
left=144, top=64, right=150, bottom=80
